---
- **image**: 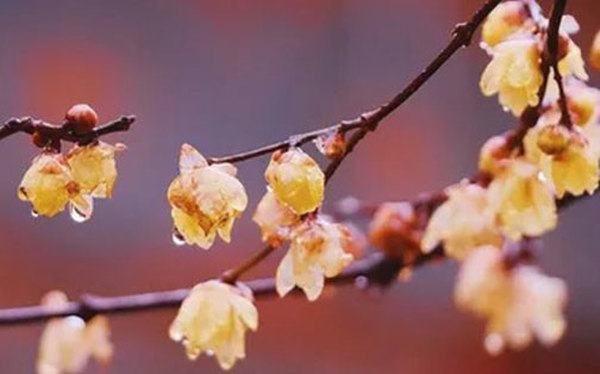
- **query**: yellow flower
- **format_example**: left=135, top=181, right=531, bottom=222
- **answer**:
left=568, top=81, right=600, bottom=127
left=37, top=291, right=113, bottom=374
left=67, top=142, right=125, bottom=199
left=524, top=120, right=599, bottom=198
left=486, top=159, right=557, bottom=240
left=481, top=1, right=534, bottom=49
left=18, top=152, right=89, bottom=218
left=421, top=181, right=502, bottom=260
left=276, top=219, right=354, bottom=301
left=455, top=247, right=567, bottom=355
left=480, top=38, right=543, bottom=116
left=590, top=31, right=600, bottom=70
left=252, top=189, right=300, bottom=246
left=168, top=144, right=248, bottom=249
left=169, top=280, right=258, bottom=371
left=558, top=39, right=589, bottom=81
left=265, top=148, right=325, bottom=215
left=478, top=135, right=512, bottom=175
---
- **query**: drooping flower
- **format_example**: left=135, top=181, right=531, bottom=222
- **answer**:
left=369, top=202, right=422, bottom=263
left=480, top=38, right=544, bottom=116
left=168, top=144, right=248, bottom=249
left=524, top=116, right=599, bottom=198
left=252, top=189, right=300, bottom=246
left=455, top=247, right=567, bottom=355
left=67, top=142, right=125, bottom=199
left=421, top=181, right=502, bottom=261
left=486, top=159, right=557, bottom=240
left=169, top=280, right=258, bottom=371
left=276, top=218, right=354, bottom=301
left=37, top=291, right=113, bottom=374
left=18, top=152, right=89, bottom=218
left=590, top=31, right=600, bottom=70
left=478, top=135, right=512, bottom=175
left=264, top=148, right=325, bottom=215
left=558, top=39, right=589, bottom=82
left=481, top=1, right=535, bottom=49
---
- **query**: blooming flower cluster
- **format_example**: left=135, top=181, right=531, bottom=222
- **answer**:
left=18, top=104, right=125, bottom=222
left=166, top=144, right=359, bottom=368
left=417, top=1, right=600, bottom=355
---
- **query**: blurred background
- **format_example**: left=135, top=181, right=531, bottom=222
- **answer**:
left=0, top=0, right=599, bottom=373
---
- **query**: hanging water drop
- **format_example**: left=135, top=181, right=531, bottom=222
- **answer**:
left=172, top=229, right=186, bottom=246
left=31, top=209, right=39, bottom=218
left=69, top=204, right=90, bottom=223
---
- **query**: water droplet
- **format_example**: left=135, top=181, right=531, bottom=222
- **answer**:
left=484, top=333, right=504, bottom=356
left=31, top=210, right=39, bottom=218
left=172, top=229, right=186, bottom=246
left=69, top=204, right=90, bottom=223
left=354, top=275, right=369, bottom=290
left=206, top=350, right=215, bottom=357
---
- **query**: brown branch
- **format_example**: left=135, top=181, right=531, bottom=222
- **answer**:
left=0, top=115, right=136, bottom=145
left=220, top=245, right=277, bottom=284
left=546, top=0, right=573, bottom=128
left=206, top=0, right=503, bottom=170
left=0, top=250, right=443, bottom=326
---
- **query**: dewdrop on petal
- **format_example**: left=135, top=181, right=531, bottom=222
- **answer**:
left=37, top=291, right=113, bottom=374
left=168, top=144, right=248, bottom=249
left=169, top=280, right=258, bottom=371
left=18, top=152, right=81, bottom=218
left=67, top=142, right=126, bottom=199
left=276, top=218, right=354, bottom=301
left=455, top=247, right=567, bottom=355
left=480, top=38, right=544, bottom=116
left=253, top=189, right=300, bottom=246
left=265, top=148, right=325, bottom=215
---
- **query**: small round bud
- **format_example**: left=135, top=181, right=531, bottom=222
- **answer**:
left=315, top=132, right=346, bottom=159
left=537, top=124, right=570, bottom=155
left=65, top=104, right=99, bottom=134
left=32, top=130, right=49, bottom=148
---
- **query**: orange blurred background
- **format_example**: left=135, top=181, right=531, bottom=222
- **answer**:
left=1, top=0, right=599, bottom=373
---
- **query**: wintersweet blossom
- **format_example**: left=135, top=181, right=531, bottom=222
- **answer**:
left=369, top=202, right=422, bottom=263
left=486, top=159, right=557, bottom=240
left=524, top=117, right=599, bottom=198
left=67, top=142, right=125, bottom=199
left=265, top=148, right=325, bottom=215
left=169, top=280, right=258, bottom=370
left=276, top=219, right=354, bottom=301
left=421, top=182, right=502, bottom=261
left=455, top=247, right=567, bottom=355
left=18, top=152, right=89, bottom=218
left=481, top=1, right=534, bottom=49
left=168, top=144, right=248, bottom=249
left=480, top=38, right=543, bottom=116
left=37, top=291, right=113, bottom=374
left=252, top=189, right=300, bottom=246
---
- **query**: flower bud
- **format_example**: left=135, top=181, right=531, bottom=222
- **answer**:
left=591, top=31, right=600, bottom=70
left=265, top=148, right=325, bottom=215
left=536, top=124, right=570, bottom=155
left=65, top=104, right=99, bottom=135
left=315, top=132, right=346, bottom=159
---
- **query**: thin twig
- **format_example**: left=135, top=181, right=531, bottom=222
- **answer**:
left=547, top=0, right=573, bottom=127
left=220, top=245, right=277, bottom=284
left=0, top=115, right=136, bottom=144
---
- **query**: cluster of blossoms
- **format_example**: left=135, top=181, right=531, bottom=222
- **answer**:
left=166, top=136, right=362, bottom=369
left=415, top=0, right=598, bottom=355
left=6, top=1, right=600, bottom=373
left=18, top=104, right=125, bottom=222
